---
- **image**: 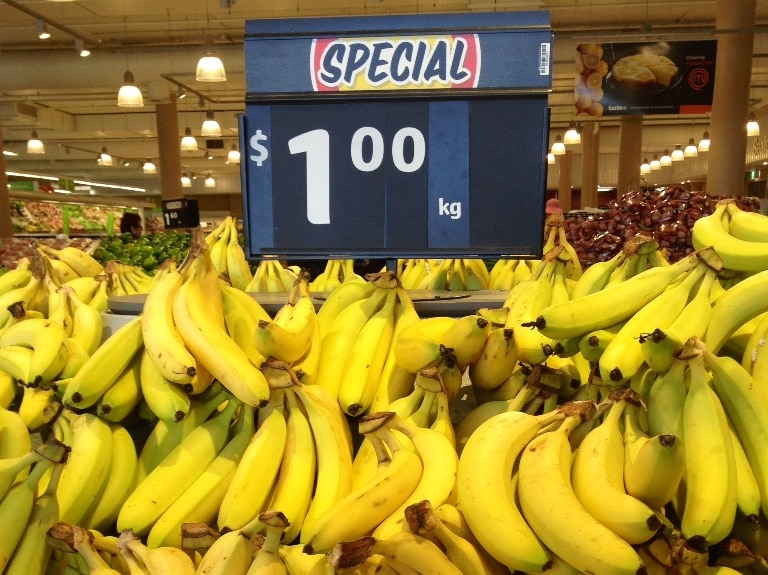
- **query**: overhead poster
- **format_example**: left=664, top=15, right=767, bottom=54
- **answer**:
left=573, top=40, right=717, bottom=117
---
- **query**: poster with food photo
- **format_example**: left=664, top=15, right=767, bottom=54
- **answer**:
left=574, top=40, right=717, bottom=117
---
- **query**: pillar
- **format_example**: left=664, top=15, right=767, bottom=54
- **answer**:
left=155, top=95, right=184, bottom=201
left=581, top=122, right=601, bottom=209
left=558, top=150, right=573, bottom=213
left=706, top=0, right=756, bottom=195
left=617, top=116, right=643, bottom=195
left=0, top=119, right=11, bottom=238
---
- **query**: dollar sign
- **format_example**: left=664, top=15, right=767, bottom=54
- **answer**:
left=249, top=130, right=269, bottom=167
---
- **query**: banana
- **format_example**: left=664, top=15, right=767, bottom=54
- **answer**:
left=314, top=286, right=389, bottom=397
left=18, top=384, right=61, bottom=431
left=38, top=244, right=104, bottom=278
left=457, top=408, right=562, bottom=572
left=63, top=274, right=101, bottom=304
left=302, top=417, right=423, bottom=555
left=119, top=529, right=196, bottom=575
left=533, top=250, right=702, bottom=340
left=173, top=238, right=270, bottom=408
left=253, top=279, right=317, bottom=363
left=117, top=398, right=241, bottom=537
left=401, top=258, right=430, bottom=290
left=135, top=385, right=227, bottom=482
left=83, top=422, right=138, bottom=532
left=646, top=357, right=687, bottom=437
left=0, top=403, right=32, bottom=461
left=3, top=456, right=65, bottom=575
left=569, top=250, right=626, bottom=299
left=705, top=268, right=768, bottom=354
left=96, top=351, right=143, bottom=423
left=246, top=511, right=290, bottom=575
left=641, top=267, right=717, bottom=374
left=0, top=437, right=64, bottom=501
left=467, top=326, right=517, bottom=392
left=139, top=349, right=192, bottom=423
left=0, top=368, right=19, bottom=408
left=692, top=200, right=768, bottom=272
left=88, top=277, right=110, bottom=313
left=681, top=345, right=737, bottom=549
left=727, top=421, right=763, bottom=520
left=63, top=524, right=123, bottom=575
left=624, top=430, right=685, bottom=512
left=315, top=277, right=376, bottom=336
left=221, top=282, right=272, bottom=324
left=45, top=277, right=75, bottom=336
left=141, top=266, right=197, bottom=386
left=62, top=284, right=103, bottom=356
left=147, top=404, right=255, bottom=549
left=517, top=413, right=646, bottom=575
left=208, top=219, right=231, bottom=279
left=280, top=543, right=333, bottom=575
left=263, top=388, right=316, bottom=544
left=706, top=349, right=768, bottom=522
left=372, top=411, right=459, bottom=540
left=217, top=394, right=287, bottom=532
left=727, top=204, right=768, bottom=242
left=62, top=316, right=144, bottom=409
left=338, top=287, right=398, bottom=416
left=405, top=499, right=509, bottom=575
left=599, top=263, right=708, bottom=384
left=0, top=259, right=32, bottom=296
left=571, top=396, right=663, bottom=544
left=225, top=217, right=254, bottom=290
left=329, top=531, right=462, bottom=575
left=246, top=258, right=269, bottom=292
left=442, top=314, right=490, bottom=370
left=0, top=457, right=56, bottom=572
left=189, top=526, right=254, bottom=575
left=55, top=411, right=114, bottom=525
left=0, top=317, right=67, bottom=387
left=295, top=381, right=354, bottom=545
left=0, top=344, right=34, bottom=386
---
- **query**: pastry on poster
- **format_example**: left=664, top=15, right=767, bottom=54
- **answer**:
left=610, top=53, right=679, bottom=90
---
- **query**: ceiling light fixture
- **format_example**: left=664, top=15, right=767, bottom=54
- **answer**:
left=142, top=159, right=157, bottom=174
left=201, top=110, right=222, bottom=137
left=117, top=70, right=144, bottom=107
left=75, top=38, right=90, bottom=57
left=177, top=85, right=187, bottom=99
left=204, top=173, right=216, bottom=188
left=563, top=122, right=581, bottom=145
left=99, top=147, right=114, bottom=166
left=660, top=149, right=672, bottom=166
left=747, top=113, right=760, bottom=137
left=698, top=131, right=710, bottom=152
left=180, top=127, right=199, bottom=151
left=226, top=144, right=241, bottom=164
left=547, top=149, right=555, bottom=165
left=196, top=40, right=226, bottom=82
left=683, top=137, right=698, bottom=158
left=640, top=158, right=651, bottom=175
left=671, top=144, right=685, bottom=162
left=181, top=172, right=192, bottom=187
left=27, top=131, right=45, bottom=154
left=551, top=134, right=566, bottom=156
left=35, top=19, right=51, bottom=40
left=650, top=155, right=661, bottom=171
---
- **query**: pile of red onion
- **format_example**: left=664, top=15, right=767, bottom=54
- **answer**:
left=563, top=186, right=761, bottom=265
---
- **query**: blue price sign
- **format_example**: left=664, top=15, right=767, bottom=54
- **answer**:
left=241, top=12, right=553, bottom=259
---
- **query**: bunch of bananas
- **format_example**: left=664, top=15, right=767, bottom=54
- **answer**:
left=308, top=258, right=362, bottom=292
left=246, top=259, right=300, bottom=293
left=397, top=258, right=491, bottom=291
left=103, top=260, right=156, bottom=297
left=205, top=215, right=254, bottom=291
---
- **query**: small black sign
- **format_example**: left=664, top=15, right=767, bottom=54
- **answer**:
left=162, top=198, right=200, bottom=229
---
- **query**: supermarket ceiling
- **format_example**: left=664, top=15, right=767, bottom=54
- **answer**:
left=0, top=0, right=767, bottom=196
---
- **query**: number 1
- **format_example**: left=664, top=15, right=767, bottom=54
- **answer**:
left=288, top=128, right=330, bottom=225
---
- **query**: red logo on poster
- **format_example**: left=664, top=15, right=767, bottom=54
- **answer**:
left=688, top=68, right=709, bottom=91
left=310, top=34, right=481, bottom=92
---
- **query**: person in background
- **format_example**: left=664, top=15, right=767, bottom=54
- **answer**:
left=545, top=197, right=563, bottom=215
left=120, top=212, right=143, bottom=238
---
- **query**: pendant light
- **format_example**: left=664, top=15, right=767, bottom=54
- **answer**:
left=35, top=19, right=50, bottom=40
left=747, top=113, right=760, bottom=137
left=75, top=38, right=90, bottom=57
left=683, top=138, right=698, bottom=158
left=204, top=173, right=216, bottom=188
left=142, top=159, right=157, bottom=174
left=547, top=149, right=555, bottom=165
left=99, top=147, right=114, bottom=166
left=551, top=135, right=566, bottom=156
left=196, top=40, right=226, bottom=82
left=660, top=149, right=672, bottom=166
left=117, top=70, right=144, bottom=108
left=27, top=131, right=45, bottom=154
left=640, top=158, right=651, bottom=175
left=181, top=173, right=192, bottom=188
left=180, top=127, right=199, bottom=151
left=563, top=122, right=581, bottom=145
left=671, top=144, right=685, bottom=162
left=698, top=131, right=710, bottom=152
left=226, top=144, right=241, bottom=164
left=201, top=111, right=222, bottom=137
left=650, top=155, right=661, bottom=171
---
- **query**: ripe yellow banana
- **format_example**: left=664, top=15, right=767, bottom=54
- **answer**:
left=119, top=529, right=196, bottom=575
left=38, top=244, right=104, bottom=278
left=0, top=317, right=67, bottom=387
left=139, top=349, right=192, bottom=423
left=246, top=510, right=290, bottom=575
left=705, top=268, right=768, bottom=354
left=225, top=216, right=254, bottom=290
left=518, top=414, right=646, bottom=575
left=253, top=285, right=316, bottom=363
left=727, top=204, right=768, bottom=242
left=569, top=249, right=626, bottom=299
left=96, top=351, right=143, bottom=423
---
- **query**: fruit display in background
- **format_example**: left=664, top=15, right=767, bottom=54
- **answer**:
left=564, top=186, right=761, bottom=266
left=93, top=231, right=191, bottom=273
left=9, top=201, right=127, bottom=235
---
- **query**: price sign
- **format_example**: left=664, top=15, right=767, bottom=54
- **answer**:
left=162, top=198, right=200, bottom=229
left=241, top=12, right=553, bottom=259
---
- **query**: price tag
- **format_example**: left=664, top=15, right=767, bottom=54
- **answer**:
left=241, top=12, right=553, bottom=259
left=162, top=199, right=200, bottom=229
